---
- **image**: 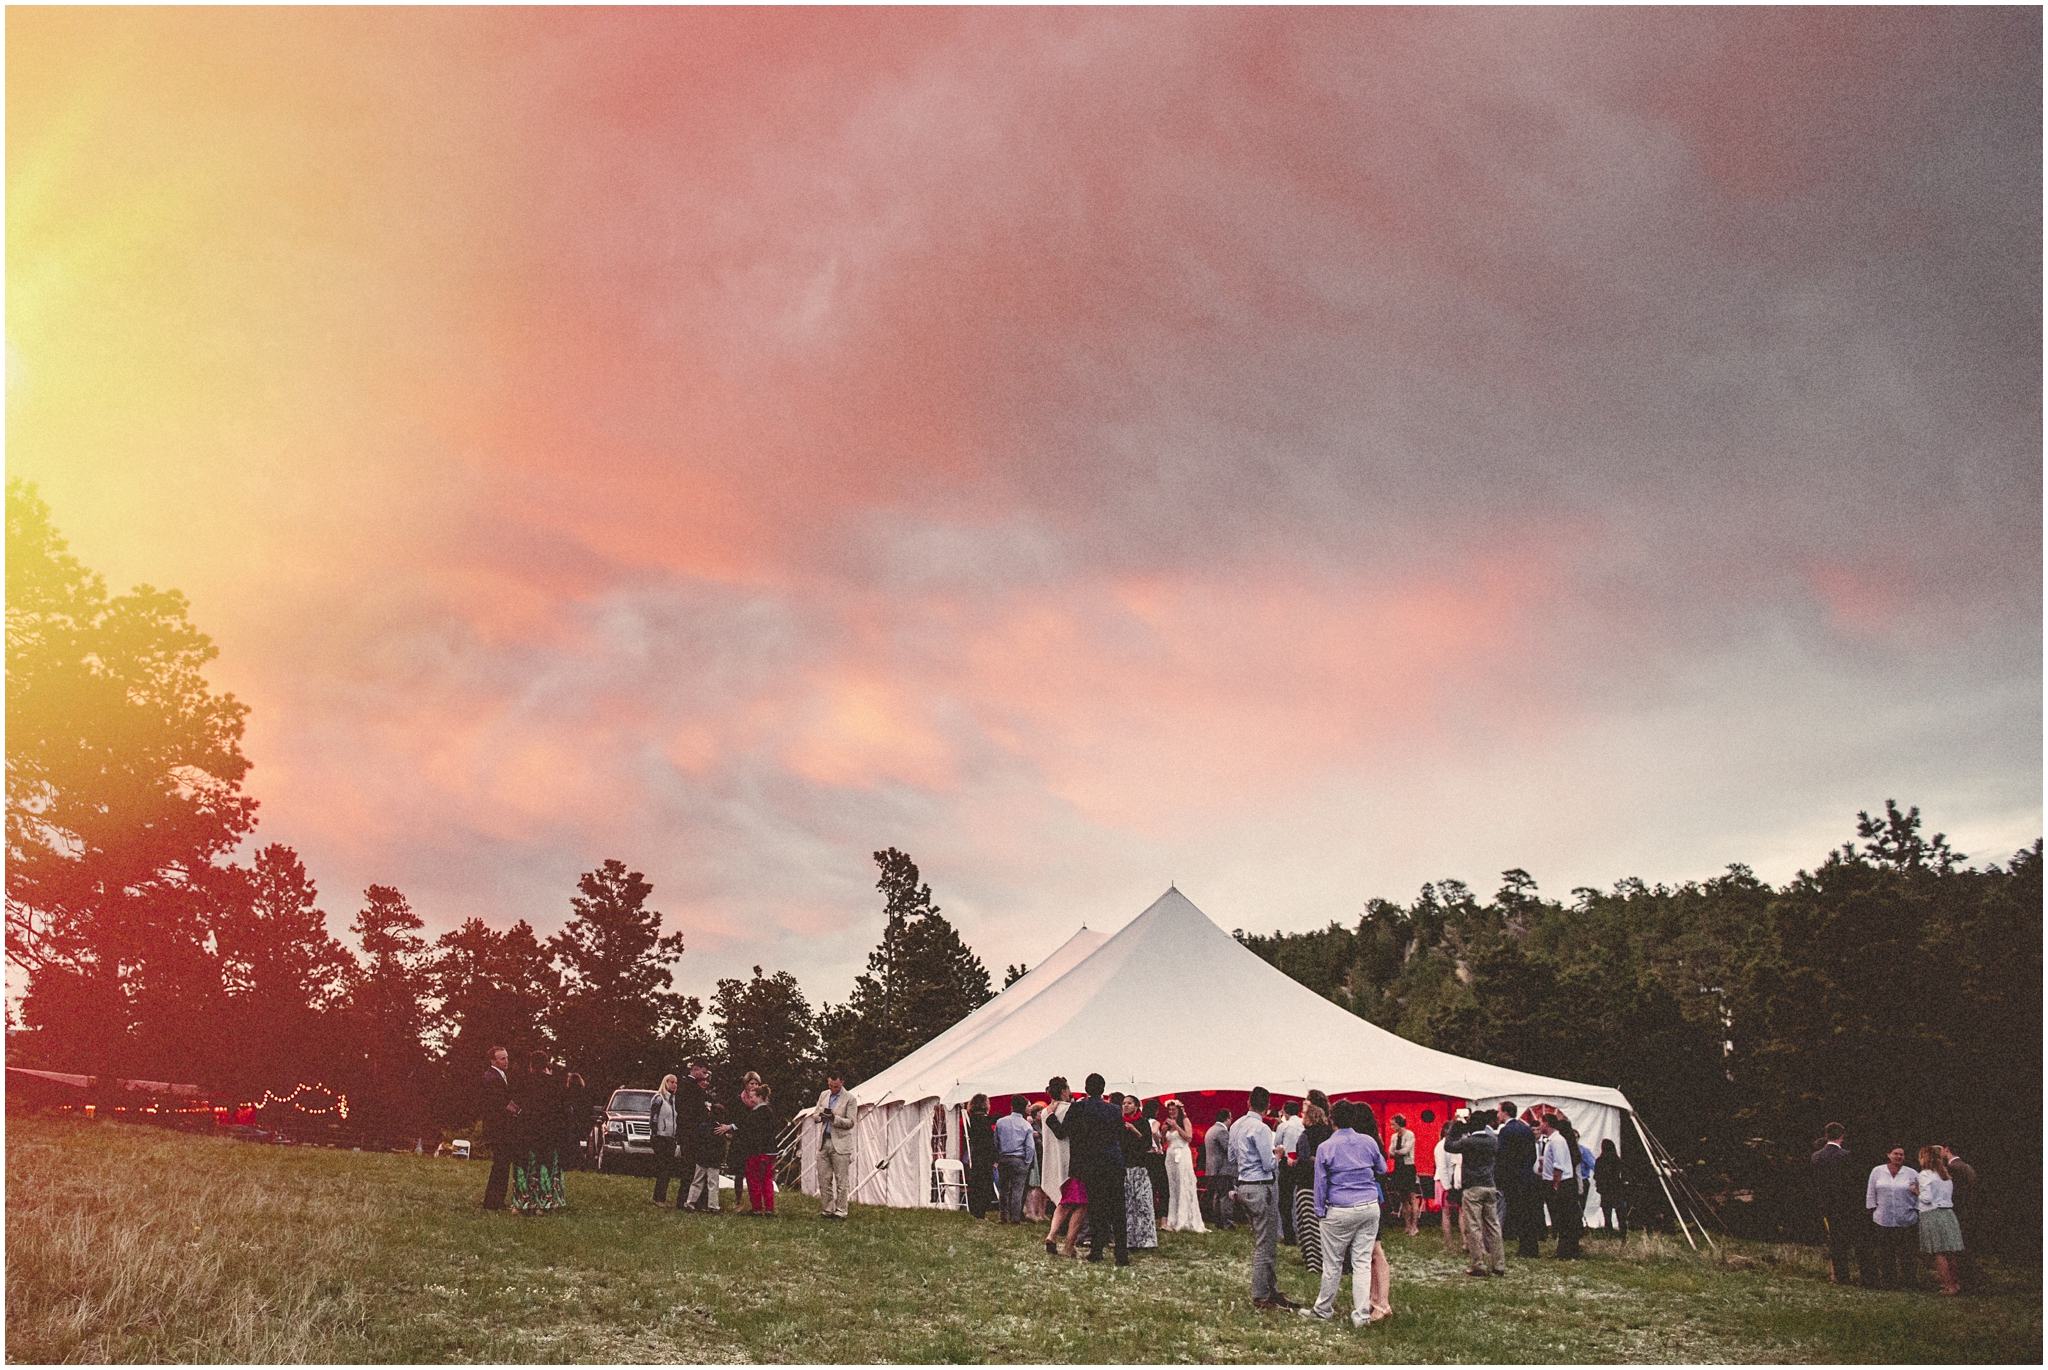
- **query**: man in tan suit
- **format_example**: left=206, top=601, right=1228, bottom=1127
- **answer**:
left=816, top=1068, right=857, bottom=1219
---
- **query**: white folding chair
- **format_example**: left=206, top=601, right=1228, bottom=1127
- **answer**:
left=932, top=1157, right=968, bottom=1209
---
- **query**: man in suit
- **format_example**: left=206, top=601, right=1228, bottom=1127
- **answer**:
left=1204, top=1108, right=1237, bottom=1230
left=1810, top=1123, right=1864, bottom=1285
left=1046, top=1072, right=1128, bottom=1264
left=816, top=1068, right=858, bottom=1219
left=479, top=1046, right=519, bottom=1210
left=1495, top=1102, right=1542, bottom=1259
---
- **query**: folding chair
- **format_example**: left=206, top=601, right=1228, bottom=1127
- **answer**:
left=933, top=1157, right=968, bottom=1209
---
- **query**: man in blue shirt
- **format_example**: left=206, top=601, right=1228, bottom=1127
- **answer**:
left=1230, top=1087, right=1299, bottom=1310
left=994, top=1095, right=1038, bottom=1226
left=1302, top=1100, right=1387, bottom=1327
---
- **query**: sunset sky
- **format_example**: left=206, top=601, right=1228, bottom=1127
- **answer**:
left=9, top=8, right=2040, bottom=1009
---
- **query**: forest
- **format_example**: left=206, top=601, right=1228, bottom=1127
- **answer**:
left=1234, top=816, right=2041, bottom=1253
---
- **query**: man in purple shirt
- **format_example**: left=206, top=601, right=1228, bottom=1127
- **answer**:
left=1302, top=1100, right=1388, bottom=1328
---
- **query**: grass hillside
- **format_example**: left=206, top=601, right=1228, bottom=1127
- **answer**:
left=6, top=1117, right=2038, bottom=1363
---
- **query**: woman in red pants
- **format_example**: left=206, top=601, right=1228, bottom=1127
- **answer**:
left=735, top=1082, right=783, bottom=1215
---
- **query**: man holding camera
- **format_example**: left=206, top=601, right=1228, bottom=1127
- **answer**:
left=1444, top=1106, right=1505, bottom=1276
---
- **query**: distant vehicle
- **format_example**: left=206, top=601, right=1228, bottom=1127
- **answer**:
left=595, top=1088, right=660, bottom=1173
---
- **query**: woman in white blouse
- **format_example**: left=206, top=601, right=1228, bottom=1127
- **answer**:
left=1915, top=1146, right=1964, bottom=1295
left=1865, top=1145, right=1920, bottom=1289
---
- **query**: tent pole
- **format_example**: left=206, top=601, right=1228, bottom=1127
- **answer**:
left=1632, top=1111, right=1721, bottom=1249
left=1631, top=1110, right=1697, bottom=1252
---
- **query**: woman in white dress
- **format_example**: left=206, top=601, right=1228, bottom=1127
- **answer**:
left=1159, top=1099, right=1206, bottom=1233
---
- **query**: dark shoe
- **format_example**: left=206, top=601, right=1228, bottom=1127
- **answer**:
left=1046, top=1241, right=1059, bottom=1255
left=1253, top=1299, right=1281, bottom=1312
left=1086, top=1253, right=1104, bottom=1264
left=1115, top=1254, right=1130, bottom=1267
left=1466, top=1268, right=1489, bottom=1277
left=1270, top=1293, right=1302, bottom=1310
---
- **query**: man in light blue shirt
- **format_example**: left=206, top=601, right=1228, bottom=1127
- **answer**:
left=1304, top=1100, right=1388, bottom=1326
left=1229, top=1087, right=1298, bottom=1310
left=994, top=1096, right=1038, bottom=1225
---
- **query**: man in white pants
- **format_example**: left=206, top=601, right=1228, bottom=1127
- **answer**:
left=1303, top=1100, right=1389, bottom=1328
left=815, top=1068, right=857, bottom=1218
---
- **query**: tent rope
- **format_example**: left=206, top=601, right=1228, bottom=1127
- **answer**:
left=1628, top=1110, right=1719, bottom=1251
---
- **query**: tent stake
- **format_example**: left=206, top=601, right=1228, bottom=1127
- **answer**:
left=1631, top=1110, right=1698, bottom=1252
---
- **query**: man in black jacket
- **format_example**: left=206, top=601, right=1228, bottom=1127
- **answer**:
left=1495, top=1102, right=1542, bottom=1258
left=1445, top=1110, right=1504, bottom=1276
left=1811, top=1124, right=1866, bottom=1286
left=479, top=1046, right=519, bottom=1210
left=1046, top=1073, right=1128, bottom=1264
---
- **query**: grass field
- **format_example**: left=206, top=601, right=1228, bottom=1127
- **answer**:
left=6, top=1117, right=2039, bottom=1364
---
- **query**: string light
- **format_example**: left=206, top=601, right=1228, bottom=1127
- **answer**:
left=246, top=1082, right=350, bottom=1120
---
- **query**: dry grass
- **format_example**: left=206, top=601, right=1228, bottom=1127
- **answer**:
left=6, top=1116, right=2039, bottom=1363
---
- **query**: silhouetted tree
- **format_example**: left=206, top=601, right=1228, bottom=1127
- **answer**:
left=710, top=965, right=821, bottom=1113
left=819, top=848, right=991, bottom=1085
left=212, top=844, right=353, bottom=1098
left=345, top=885, right=430, bottom=1136
left=5, top=480, right=255, bottom=1079
left=547, top=859, right=704, bottom=1097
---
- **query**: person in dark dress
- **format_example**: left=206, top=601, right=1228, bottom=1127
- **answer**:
left=1046, top=1073, right=1128, bottom=1265
left=561, top=1072, right=591, bottom=1171
left=1293, top=1101, right=1336, bottom=1272
left=1120, top=1097, right=1158, bottom=1250
left=510, top=1052, right=566, bottom=1215
left=479, top=1046, right=518, bottom=1210
left=965, top=1094, right=999, bottom=1219
left=1593, top=1137, right=1627, bottom=1238
left=1141, top=1100, right=1170, bottom=1220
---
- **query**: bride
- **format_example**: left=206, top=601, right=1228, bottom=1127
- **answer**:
left=1159, top=1099, right=1206, bottom=1233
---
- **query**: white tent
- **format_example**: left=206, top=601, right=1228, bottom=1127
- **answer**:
left=800, top=886, right=1636, bottom=1222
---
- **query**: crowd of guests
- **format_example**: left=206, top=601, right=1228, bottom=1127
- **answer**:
left=645, top=1062, right=787, bottom=1216
left=1811, top=1123, right=1976, bottom=1295
left=481, top=1052, right=1984, bottom=1310
left=947, top=1085, right=1640, bottom=1324
left=478, top=1049, right=787, bottom=1219
left=477, top=1046, right=591, bottom=1216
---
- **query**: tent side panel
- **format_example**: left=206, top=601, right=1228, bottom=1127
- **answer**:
left=799, top=1115, right=820, bottom=1197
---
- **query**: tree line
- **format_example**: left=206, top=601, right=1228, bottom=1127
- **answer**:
left=1234, top=806, right=2042, bottom=1255
left=4, top=481, right=994, bottom=1138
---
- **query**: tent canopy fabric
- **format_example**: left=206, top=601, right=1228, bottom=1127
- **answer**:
left=845, top=887, right=1633, bottom=1113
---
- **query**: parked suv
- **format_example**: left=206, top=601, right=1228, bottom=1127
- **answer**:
left=595, top=1088, right=660, bottom=1173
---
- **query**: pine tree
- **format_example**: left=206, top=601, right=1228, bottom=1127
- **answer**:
left=213, top=844, right=353, bottom=1097
left=347, top=885, right=430, bottom=1136
left=710, top=965, right=821, bottom=1115
left=546, top=859, right=705, bottom=1096
left=820, top=848, right=991, bottom=1084
left=6, top=480, right=255, bottom=1078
